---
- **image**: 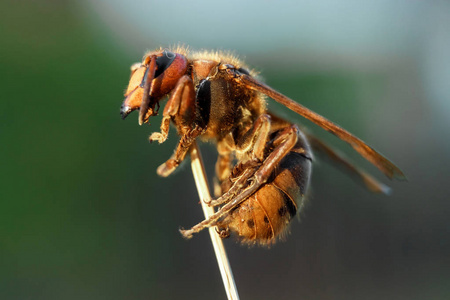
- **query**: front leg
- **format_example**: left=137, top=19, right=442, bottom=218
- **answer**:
left=149, top=75, right=196, bottom=144
left=157, top=125, right=204, bottom=177
left=152, top=75, right=204, bottom=177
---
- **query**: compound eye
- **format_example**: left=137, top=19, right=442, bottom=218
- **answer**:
left=155, top=50, right=177, bottom=77
left=139, top=50, right=177, bottom=88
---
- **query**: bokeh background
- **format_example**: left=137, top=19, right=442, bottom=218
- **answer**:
left=1, top=0, right=449, bottom=299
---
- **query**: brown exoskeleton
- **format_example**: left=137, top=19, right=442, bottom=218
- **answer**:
left=120, top=46, right=405, bottom=245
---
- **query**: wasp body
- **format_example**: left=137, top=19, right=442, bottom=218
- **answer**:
left=121, top=46, right=404, bottom=245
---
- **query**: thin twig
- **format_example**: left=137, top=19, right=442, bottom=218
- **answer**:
left=190, top=142, right=240, bottom=300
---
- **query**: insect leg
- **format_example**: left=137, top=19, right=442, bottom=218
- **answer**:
left=235, top=113, right=272, bottom=162
left=180, top=125, right=299, bottom=238
left=149, top=75, right=196, bottom=144
left=214, top=140, right=234, bottom=197
left=157, top=125, right=204, bottom=177
left=153, top=76, right=204, bottom=177
left=179, top=173, right=251, bottom=239
left=215, top=124, right=300, bottom=208
left=208, top=114, right=272, bottom=206
left=241, top=124, right=300, bottom=198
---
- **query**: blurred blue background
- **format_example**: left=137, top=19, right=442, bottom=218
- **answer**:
left=1, top=0, right=449, bottom=299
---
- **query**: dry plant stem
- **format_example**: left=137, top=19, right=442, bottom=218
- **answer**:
left=190, top=142, right=240, bottom=300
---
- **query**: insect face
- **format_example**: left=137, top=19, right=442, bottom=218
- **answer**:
left=121, top=49, right=188, bottom=123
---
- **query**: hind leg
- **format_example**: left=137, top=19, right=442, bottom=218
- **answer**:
left=180, top=125, right=299, bottom=239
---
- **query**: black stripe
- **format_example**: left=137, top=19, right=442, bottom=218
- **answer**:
left=195, top=79, right=211, bottom=127
left=282, top=191, right=297, bottom=218
left=272, top=183, right=298, bottom=218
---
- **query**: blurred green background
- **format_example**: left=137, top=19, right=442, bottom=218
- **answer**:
left=1, top=0, right=449, bottom=299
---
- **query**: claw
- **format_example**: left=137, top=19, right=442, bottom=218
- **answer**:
left=157, top=159, right=179, bottom=177
left=216, top=227, right=230, bottom=239
left=208, top=168, right=256, bottom=207
left=149, top=132, right=167, bottom=144
left=179, top=228, right=193, bottom=239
